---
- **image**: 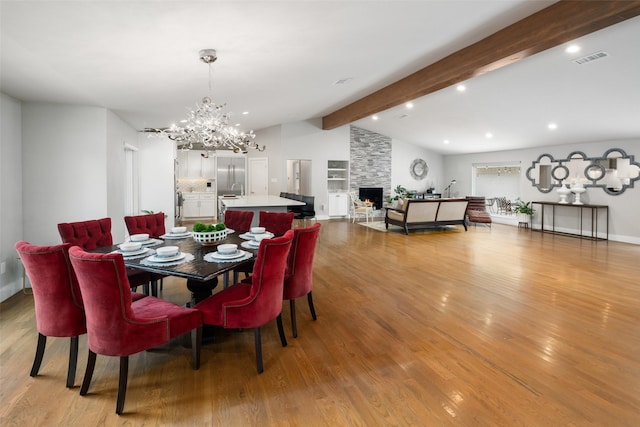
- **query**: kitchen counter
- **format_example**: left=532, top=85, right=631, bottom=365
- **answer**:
left=219, top=195, right=305, bottom=226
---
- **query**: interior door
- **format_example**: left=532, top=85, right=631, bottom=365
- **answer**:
left=248, top=157, right=268, bottom=196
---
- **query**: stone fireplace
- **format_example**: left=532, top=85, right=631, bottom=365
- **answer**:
left=350, top=126, right=392, bottom=206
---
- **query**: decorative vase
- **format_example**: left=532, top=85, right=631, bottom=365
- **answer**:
left=556, top=184, right=571, bottom=204
left=571, top=183, right=586, bottom=205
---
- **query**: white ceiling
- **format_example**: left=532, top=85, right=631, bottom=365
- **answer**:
left=2, top=1, right=639, bottom=155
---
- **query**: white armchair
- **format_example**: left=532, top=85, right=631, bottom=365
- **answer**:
left=349, top=192, right=374, bottom=223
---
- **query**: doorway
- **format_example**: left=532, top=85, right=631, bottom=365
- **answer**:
left=248, top=157, right=268, bottom=196
left=124, top=144, right=139, bottom=216
left=286, top=159, right=312, bottom=195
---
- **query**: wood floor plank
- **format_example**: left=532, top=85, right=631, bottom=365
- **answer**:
left=1, top=221, right=639, bottom=425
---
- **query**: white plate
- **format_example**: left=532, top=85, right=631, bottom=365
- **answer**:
left=243, top=241, right=260, bottom=248
left=117, top=247, right=149, bottom=257
left=246, top=231, right=274, bottom=239
left=146, top=252, right=186, bottom=263
left=225, top=228, right=235, bottom=234
left=161, top=232, right=191, bottom=239
left=210, top=250, right=245, bottom=260
left=128, top=238, right=157, bottom=246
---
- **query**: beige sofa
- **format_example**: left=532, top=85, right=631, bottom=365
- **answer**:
left=385, top=198, right=469, bottom=234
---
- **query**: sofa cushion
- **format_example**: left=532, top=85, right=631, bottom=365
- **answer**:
left=436, top=201, right=469, bottom=221
left=387, top=209, right=405, bottom=221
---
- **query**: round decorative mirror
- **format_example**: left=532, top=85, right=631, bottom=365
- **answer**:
left=410, top=158, right=429, bottom=180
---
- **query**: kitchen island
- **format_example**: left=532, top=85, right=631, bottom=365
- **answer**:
left=219, top=195, right=305, bottom=226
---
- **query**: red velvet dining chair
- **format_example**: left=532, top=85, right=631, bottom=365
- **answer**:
left=234, top=211, right=295, bottom=282
left=15, top=241, right=86, bottom=388
left=223, top=210, right=254, bottom=233
left=68, top=246, right=203, bottom=415
left=123, top=212, right=168, bottom=294
left=195, top=230, right=294, bottom=374
left=283, top=223, right=321, bottom=338
left=58, top=217, right=152, bottom=295
left=259, top=211, right=294, bottom=236
left=123, top=212, right=166, bottom=238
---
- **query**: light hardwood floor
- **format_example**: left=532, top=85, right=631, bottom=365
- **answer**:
left=2, top=221, right=639, bottom=426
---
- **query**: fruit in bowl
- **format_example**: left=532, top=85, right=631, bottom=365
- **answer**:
left=130, top=233, right=149, bottom=242
left=156, top=246, right=179, bottom=258
left=217, top=244, right=237, bottom=255
left=119, top=242, right=142, bottom=252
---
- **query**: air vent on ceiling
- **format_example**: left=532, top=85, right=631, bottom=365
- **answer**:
left=573, top=51, right=609, bottom=65
left=334, top=77, right=353, bottom=85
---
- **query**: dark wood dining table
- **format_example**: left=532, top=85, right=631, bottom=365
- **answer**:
left=92, top=232, right=257, bottom=302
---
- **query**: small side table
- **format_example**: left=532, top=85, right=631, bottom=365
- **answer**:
left=518, top=221, right=529, bottom=229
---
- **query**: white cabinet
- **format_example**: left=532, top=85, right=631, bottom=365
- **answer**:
left=182, top=193, right=216, bottom=218
left=199, top=194, right=216, bottom=217
left=177, top=151, right=189, bottom=178
left=328, top=193, right=349, bottom=217
left=201, top=156, right=215, bottom=179
left=182, top=196, right=199, bottom=218
left=177, top=151, right=215, bottom=179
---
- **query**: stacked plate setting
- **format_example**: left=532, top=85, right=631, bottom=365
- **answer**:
left=211, top=243, right=246, bottom=260
left=117, top=242, right=148, bottom=257
left=147, top=246, right=185, bottom=263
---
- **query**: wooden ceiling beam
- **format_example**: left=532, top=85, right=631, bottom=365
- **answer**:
left=322, top=0, right=640, bottom=130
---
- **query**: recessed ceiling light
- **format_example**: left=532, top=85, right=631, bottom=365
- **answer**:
left=548, top=123, right=558, bottom=130
left=443, top=139, right=450, bottom=145
left=485, top=132, right=493, bottom=139
left=565, top=44, right=580, bottom=53
left=405, top=102, right=414, bottom=109
left=242, top=111, right=249, bottom=115
left=456, top=84, right=466, bottom=92
left=235, top=123, right=241, bottom=127
left=372, top=115, right=379, bottom=121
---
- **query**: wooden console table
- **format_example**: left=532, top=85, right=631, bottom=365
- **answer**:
left=532, top=201, right=608, bottom=241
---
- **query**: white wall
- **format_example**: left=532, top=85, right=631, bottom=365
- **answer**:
left=252, top=120, right=445, bottom=217
left=391, top=138, right=444, bottom=195
left=22, top=103, right=109, bottom=245
left=280, top=119, right=350, bottom=218
left=137, top=133, right=176, bottom=233
left=0, top=93, right=24, bottom=301
left=249, top=124, right=283, bottom=196
left=107, top=110, right=139, bottom=241
left=444, top=139, right=640, bottom=243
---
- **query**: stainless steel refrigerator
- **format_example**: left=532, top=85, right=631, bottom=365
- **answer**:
left=216, top=156, right=246, bottom=196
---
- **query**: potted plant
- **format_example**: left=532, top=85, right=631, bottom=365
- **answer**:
left=388, top=185, right=411, bottom=209
left=513, top=198, right=535, bottom=225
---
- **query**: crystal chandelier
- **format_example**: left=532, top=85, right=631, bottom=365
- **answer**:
left=157, top=49, right=264, bottom=153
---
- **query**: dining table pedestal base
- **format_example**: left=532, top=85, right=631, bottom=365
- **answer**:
left=186, top=277, right=218, bottom=305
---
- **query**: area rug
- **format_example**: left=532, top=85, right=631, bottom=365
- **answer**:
left=357, top=220, right=462, bottom=234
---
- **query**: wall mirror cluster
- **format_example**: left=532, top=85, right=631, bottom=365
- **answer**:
left=526, top=148, right=640, bottom=195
